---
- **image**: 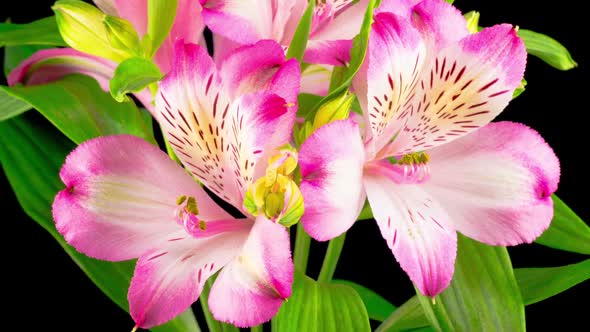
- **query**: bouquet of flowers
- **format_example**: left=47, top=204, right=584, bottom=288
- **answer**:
left=1, top=0, right=587, bottom=331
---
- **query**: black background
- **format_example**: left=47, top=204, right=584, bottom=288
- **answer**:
left=1, top=0, right=588, bottom=331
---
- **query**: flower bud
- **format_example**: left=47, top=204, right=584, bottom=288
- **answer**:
left=313, top=91, right=354, bottom=130
left=464, top=11, right=480, bottom=34
left=104, top=15, right=142, bottom=57
left=53, top=0, right=129, bottom=62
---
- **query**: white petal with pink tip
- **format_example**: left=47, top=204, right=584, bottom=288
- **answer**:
left=364, top=171, right=457, bottom=297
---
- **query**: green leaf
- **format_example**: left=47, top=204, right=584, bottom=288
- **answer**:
left=297, top=93, right=323, bottom=118
left=3, top=44, right=48, bottom=77
left=332, top=280, right=396, bottom=322
left=417, top=235, right=525, bottom=332
left=513, top=78, right=527, bottom=99
left=516, top=259, right=590, bottom=305
left=286, top=0, right=315, bottom=62
left=274, top=272, right=370, bottom=332
left=535, top=195, right=590, bottom=254
left=0, top=17, right=66, bottom=47
left=2, top=74, right=155, bottom=145
left=0, top=115, right=198, bottom=332
left=518, top=29, right=577, bottom=70
left=110, top=57, right=162, bottom=102
left=0, top=87, right=31, bottom=121
left=147, top=0, right=178, bottom=57
left=305, top=0, right=377, bottom=121
left=376, top=297, right=431, bottom=332
left=378, top=259, right=590, bottom=331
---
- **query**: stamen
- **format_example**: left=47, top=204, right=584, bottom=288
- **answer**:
left=175, top=195, right=207, bottom=237
left=385, top=152, right=431, bottom=184
left=243, top=145, right=304, bottom=226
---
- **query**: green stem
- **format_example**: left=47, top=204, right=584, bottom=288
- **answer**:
left=250, top=324, right=263, bottom=332
left=293, top=222, right=311, bottom=273
left=317, top=233, right=346, bottom=283
left=200, top=278, right=221, bottom=332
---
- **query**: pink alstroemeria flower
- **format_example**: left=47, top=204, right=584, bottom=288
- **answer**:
left=9, top=0, right=203, bottom=113
left=202, top=0, right=368, bottom=95
left=298, top=0, right=560, bottom=297
left=53, top=40, right=300, bottom=328
left=202, top=0, right=368, bottom=65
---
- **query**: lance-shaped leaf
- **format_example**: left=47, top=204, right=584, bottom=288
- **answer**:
left=0, top=87, right=30, bottom=121
left=378, top=259, right=590, bottom=331
left=332, top=280, right=397, bottom=322
left=286, top=0, right=315, bottom=62
left=274, top=272, right=371, bottom=332
left=416, top=235, right=525, bottom=332
left=110, top=57, right=162, bottom=102
left=518, top=29, right=577, bottom=70
left=3, top=74, right=154, bottom=145
left=535, top=195, right=590, bottom=254
left=0, top=115, right=198, bottom=332
left=146, top=0, right=178, bottom=57
left=376, top=296, right=431, bottom=332
left=516, top=259, right=590, bottom=305
left=0, top=17, right=66, bottom=47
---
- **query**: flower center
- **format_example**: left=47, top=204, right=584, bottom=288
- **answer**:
left=175, top=195, right=208, bottom=236
left=243, top=144, right=304, bottom=226
left=388, top=152, right=431, bottom=184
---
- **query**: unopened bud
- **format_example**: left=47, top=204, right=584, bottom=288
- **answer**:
left=104, top=15, right=142, bottom=57
left=313, top=91, right=354, bottom=130
left=464, top=11, right=480, bottom=34
left=53, top=0, right=130, bottom=62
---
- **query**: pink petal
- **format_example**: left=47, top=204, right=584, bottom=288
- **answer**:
left=113, top=0, right=204, bottom=73
left=212, top=33, right=242, bottom=65
left=129, top=226, right=250, bottom=328
left=157, top=41, right=296, bottom=209
left=423, top=122, right=560, bottom=246
left=304, top=39, right=353, bottom=66
left=154, top=0, right=205, bottom=73
left=219, top=40, right=300, bottom=102
left=52, top=135, right=229, bottom=261
left=156, top=42, right=240, bottom=206
left=233, top=91, right=295, bottom=200
left=8, top=48, right=116, bottom=91
left=299, top=120, right=366, bottom=241
left=7, top=48, right=155, bottom=115
left=353, top=12, right=427, bottom=155
left=300, top=64, right=332, bottom=96
left=114, top=0, right=148, bottom=36
left=411, top=0, right=469, bottom=50
left=203, top=0, right=297, bottom=44
left=209, top=216, right=293, bottom=327
left=310, top=0, right=369, bottom=41
left=364, top=171, right=457, bottom=297
left=376, top=0, right=414, bottom=16
left=380, top=24, right=526, bottom=156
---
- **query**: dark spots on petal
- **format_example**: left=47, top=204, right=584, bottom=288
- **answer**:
left=478, top=78, right=499, bottom=92
left=147, top=251, right=168, bottom=262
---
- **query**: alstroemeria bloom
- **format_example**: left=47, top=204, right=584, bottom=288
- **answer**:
left=202, top=0, right=368, bottom=95
left=53, top=40, right=301, bottom=328
left=9, top=0, right=203, bottom=113
left=298, top=0, right=560, bottom=297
